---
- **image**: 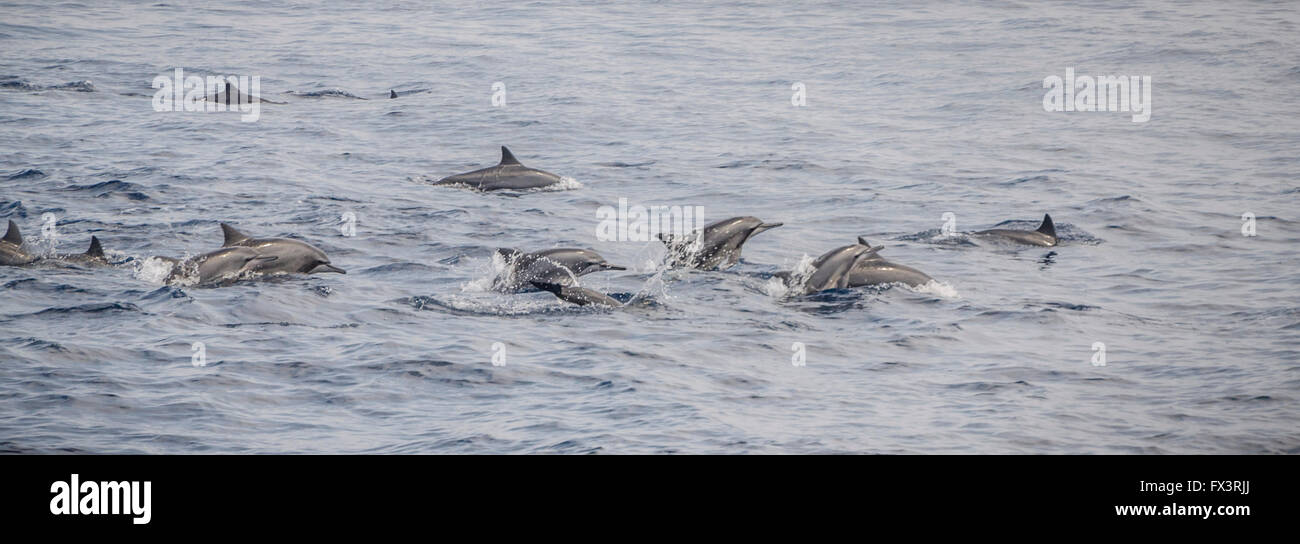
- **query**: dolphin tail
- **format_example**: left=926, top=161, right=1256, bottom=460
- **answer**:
left=1037, top=214, right=1056, bottom=238
left=499, top=146, right=522, bottom=166
left=85, top=236, right=104, bottom=258
left=221, top=223, right=250, bottom=246
left=2, top=220, right=20, bottom=245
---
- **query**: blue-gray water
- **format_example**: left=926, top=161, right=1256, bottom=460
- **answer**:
left=1, top=1, right=1297, bottom=454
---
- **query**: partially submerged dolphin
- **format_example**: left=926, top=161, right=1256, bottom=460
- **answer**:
left=433, top=147, right=565, bottom=191
left=493, top=247, right=624, bottom=291
left=1, top=221, right=113, bottom=267
left=220, top=223, right=346, bottom=275
left=659, top=216, right=782, bottom=269
left=846, top=238, right=934, bottom=287
left=973, top=214, right=1058, bottom=247
left=779, top=239, right=882, bottom=295
left=531, top=281, right=623, bottom=307
left=50, top=236, right=109, bottom=266
left=157, top=247, right=279, bottom=286
left=0, top=220, right=37, bottom=266
left=202, top=81, right=285, bottom=104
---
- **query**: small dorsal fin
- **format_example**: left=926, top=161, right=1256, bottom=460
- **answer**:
left=499, top=146, right=522, bottom=166
left=1037, top=213, right=1056, bottom=237
left=857, top=236, right=872, bottom=247
left=389, top=89, right=397, bottom=99
left=221, top=223, right=249, bottom=246
left=85, top=236, right=104, bottom=258
left=2, top=220, right=21, bottom=245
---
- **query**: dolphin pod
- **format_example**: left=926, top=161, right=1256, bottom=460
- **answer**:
left=1, top=220, right=109, bottom=267
left=3, top=139, right=1067, bottom=303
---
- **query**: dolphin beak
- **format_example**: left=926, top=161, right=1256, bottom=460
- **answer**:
left=313, top=263, right=347, bottom=274
left=755, top=222, right=783, bottom=233
left=602, top=263, right=627, bottom=271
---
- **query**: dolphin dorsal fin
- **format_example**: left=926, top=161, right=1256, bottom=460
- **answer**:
left=221, top=223, right=250, bottom=246
left=499, top=146, right=522, bottom=166
left=389, top=89, right=397, bottom=99
left=1037, top=213, right=1056, bottom=237
left=857, top=236, right=872, bottom=248
left=2, top=220, right=20, bottom=245
left=85, top=236, right=104, bottom=258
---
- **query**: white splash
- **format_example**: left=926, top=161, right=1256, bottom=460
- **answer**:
left=907, top=279, right=960, bottom=299
left=134, top=256, right=181, bottom=285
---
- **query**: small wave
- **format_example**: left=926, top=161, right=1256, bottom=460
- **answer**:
left=5, top=168, right=45, bottom=180
left=67, top=180, right=150, bottom=201
left=0, top=78, right=95, bottom=92
left=32, top=302, right=141, bottom=316
left=285, top=88, right=367, bottom=99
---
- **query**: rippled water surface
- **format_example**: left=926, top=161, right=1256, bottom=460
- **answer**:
left=1, top=1, right=1298, bottom=453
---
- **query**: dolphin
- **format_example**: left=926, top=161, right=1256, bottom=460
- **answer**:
left=202, top=81, right=285, bottom=104
left=49, top=236, right=110, bottom=266
left=220, top=223, right=346, bottom=275
left=531, top=281, right=622, bottom=308
left=159, top=247, right=279, bottom=286
left=659, top=216, right=783, bottom=269
left=433, top=147, right=565, bottom=191
left=776, top=239, right=882, bottom=295
left=973, top=214, right=1058, bottom=247
left=493, top=247, right=624, bottom=291
left=846, top=238, right=934, bottom=287
left=0, top=220, right=38, bottom=266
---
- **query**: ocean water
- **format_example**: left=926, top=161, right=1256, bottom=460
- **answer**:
left=0, top=1, right=1297, bottom=454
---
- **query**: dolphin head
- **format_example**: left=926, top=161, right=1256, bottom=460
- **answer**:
left=569, top=251, right=626, bottom=274
left=298, top=246, right=345, bottom=274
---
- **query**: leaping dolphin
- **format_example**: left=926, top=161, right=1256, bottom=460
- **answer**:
left=531, top=281, right=623, bottom=308
left=973, top=214, right=1058, bottom=247
left=779, top=238, right=882, bottom=295
left=220, top=223, right=345, bottom=275
left=0, top=220, right=37, bottom=266
left=493, top=247, right=624, bottom=291
left=659, top=216, right=782, bottom=269
left=158, top=247, right=279, bottom=286
left=433, top=147, right=566, bottom=191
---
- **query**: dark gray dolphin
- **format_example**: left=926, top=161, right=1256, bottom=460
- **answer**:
left=846, top=238, right=934, bottom=287
left=493, top=247, right=624, bottom=291
left=49, top=236, right=109, bottom=266
left=776, top=239, right=882, bottom=295
left=659, top=216, right=782, bottom=269
left=531, top=281, right=622, bottom=308
left=973, top=214, right=1057, bottom=247
left=433, top=147, right=565, bottom=191
left=203, top=81, right=285, bottom=104
left=159, top=247, right=279, bottom=286
left=0, top=220, right=37, bottom=266
left=220, top=223, right=346, bottom=275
